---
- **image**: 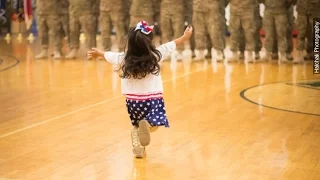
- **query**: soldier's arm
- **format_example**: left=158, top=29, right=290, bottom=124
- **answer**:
left=224, top=0, right=229, bottom=7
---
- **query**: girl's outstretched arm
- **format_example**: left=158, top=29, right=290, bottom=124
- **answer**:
left=174, top=26, right=193, bottom=46
left=87, top=48, right=104, bottom=60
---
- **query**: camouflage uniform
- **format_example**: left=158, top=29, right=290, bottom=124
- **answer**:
left=271, top=3, right=295, bottom=60
left=100, top=0, right=128, bottom=52
left=129, top=0, right=155, bottom=27
left=153, top=1, right=161, bottom=35
left=229, top=0, right=257, bottom=62
left=66, top=0, right=99, bottom=59
left=239, top=1, right=262, bottom=59
left=35, top=0, right=61, bottom=59
left=160, top=0, right=185, bottom=52
left=185, top=0, right=196, bottom=57
left=295, top=0, right=320, bottom=62
left=58, top=0, right=69, bottom=48
left=193, top=0, right=225, bottom=60
left=262, top=0, right=293, bottom=62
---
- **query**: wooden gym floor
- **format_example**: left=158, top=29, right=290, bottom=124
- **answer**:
left=0, top=35, right=320, bottom=180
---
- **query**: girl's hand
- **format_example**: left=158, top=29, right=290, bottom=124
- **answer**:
left=183, top=26, right=193, bottom=40
left=87, top=48, right=104, bottom=60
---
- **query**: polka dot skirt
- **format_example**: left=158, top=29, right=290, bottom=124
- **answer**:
left=126, top=98, right=169, bottom=127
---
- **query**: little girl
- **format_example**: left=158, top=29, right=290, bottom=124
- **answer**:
left=87, top=21, right=193, bottom=158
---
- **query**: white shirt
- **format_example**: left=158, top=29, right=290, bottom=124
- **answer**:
left=104, top=41, right=176, bottom=95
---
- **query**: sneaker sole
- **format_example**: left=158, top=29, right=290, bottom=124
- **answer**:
left=133, top=146, right=144, bottom=158
left=139, top=120, right=151, bottom=146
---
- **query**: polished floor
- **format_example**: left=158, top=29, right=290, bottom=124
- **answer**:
left=0, top=34, right=320, bottom=180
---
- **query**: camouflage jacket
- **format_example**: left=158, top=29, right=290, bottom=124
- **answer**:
left=36, top=0, right=58, bottom=15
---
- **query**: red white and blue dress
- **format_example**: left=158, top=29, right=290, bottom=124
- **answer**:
left=104, top=41, right=176, bottom=128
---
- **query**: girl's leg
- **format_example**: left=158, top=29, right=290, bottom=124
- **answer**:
left=138, top=120, right=151, bottom=146
left=131, top=125, right=145, bottom=158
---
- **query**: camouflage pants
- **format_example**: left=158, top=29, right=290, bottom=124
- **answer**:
left=100, top=11, right=127, bottom=51
left=263, top=11, right=288, bottom=53
left=36, top=15, right=61, bottom=50
left=229, top=11, right=256, bottom=52
left=69, top=14, right=97, bottom=49
left=272, top=6, right=294, bottom=54
left=193, top=10, right=224, bottom=51
left=160, top=9, right=184, bottom=50
left=239, top=8, right=262, bottom=53
left=58, top=14, right=69, bottom=48
left=296, top=13, right=313, bottom=53
left=129, top=15, right=154, bottom=27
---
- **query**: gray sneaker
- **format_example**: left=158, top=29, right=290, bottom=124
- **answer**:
left=131, top=127, right=145, bottom=158
left=138, top=120, right=151, bottom=146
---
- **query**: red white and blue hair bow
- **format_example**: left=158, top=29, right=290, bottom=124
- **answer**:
left=134, top=21, right=154, bottom=35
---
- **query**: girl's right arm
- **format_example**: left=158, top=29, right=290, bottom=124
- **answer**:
left=174, top=26, right=193, bottom=46
left=87, top=48, right=123, bottom=65
left=156, top=26, right=193, bottom=61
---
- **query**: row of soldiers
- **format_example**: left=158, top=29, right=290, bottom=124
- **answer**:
left=34, top=0, right=320, bottom=63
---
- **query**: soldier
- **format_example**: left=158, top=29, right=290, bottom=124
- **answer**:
left=294, top=0, right=320, bottom=63
left=192, top=0, right=225, bottom=61
left=261, top=0, right=295, bottom=63
left=271, top=2, right=295, bottom=61
left=65, top=0, right=100, bottom=59
left=35, top=0, right=61, bottom=59
left=185, top=0, right=196, bottom=58
left=153, top=0, right=161, bottom=36
left=228, top=0, right=257, bottom=63
left=160, top=0, right=185, bottom=60
left=99, top=0, right=128, bottom=52
left=58, top=0, right=69, bottom=49
left=129, top=0, right=155, bottom=27
left=238, top=1, right=262, bottom=60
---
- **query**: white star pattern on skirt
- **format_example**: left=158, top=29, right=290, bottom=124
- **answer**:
left=126, top=98, right=169, bottom=128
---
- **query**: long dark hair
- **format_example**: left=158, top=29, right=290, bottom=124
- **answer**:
left=118, top=27, right=162, bottom=79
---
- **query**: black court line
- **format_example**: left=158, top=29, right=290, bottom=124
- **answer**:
left=240, top=79, right=320, bottom=117
left=285, top=82, right=320, bottom=91
left=0, top=55, right=20, bottom=72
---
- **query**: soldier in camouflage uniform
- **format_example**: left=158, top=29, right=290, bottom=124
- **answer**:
left=99, top=0, right=128, bottom=52
left=294, top=0, right=320, bottom=63
left=261, top=0, right=295, bottom=63
left=228, top=0, right=257, bottom=63
left=160, top=0, right=185, bottom=60
left=153, top=1, right=161, bottom=36
left=238, top=1, right=262, bottom=60
left=192, top=0, right=225, bottom=61
left=66, top=0, right=100, bottom=59
left=185, top=0, right=196, bottom=58
left=35, top=0, right=61, bottom=59
left=271, top=3, right=295, bottom=60
left=58, top=0, right=69, bottom=49
left=129, top=0, right=155, bottom=27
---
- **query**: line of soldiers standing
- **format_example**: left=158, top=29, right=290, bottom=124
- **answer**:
left=34, top=0, right=320, bottom=63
